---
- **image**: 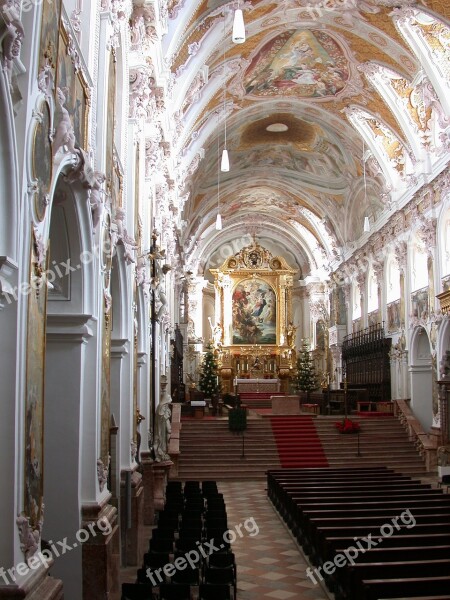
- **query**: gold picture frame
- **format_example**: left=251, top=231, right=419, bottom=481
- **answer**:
left=32, top=100, right=53, bottom=221
left=24, top=231, right=48, bottom=529
left=56, top=21, right=90, bottom=150
left=232, top=278, right=277, bottom=345
left=38, top=0, right=61, bottom=77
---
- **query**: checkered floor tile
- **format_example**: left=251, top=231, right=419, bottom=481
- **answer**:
left=218, top=481, right=331, bottom=600
left=119, top=481, right=332, bottom=599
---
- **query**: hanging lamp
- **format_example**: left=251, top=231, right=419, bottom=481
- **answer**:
left=362, top=140, right=370, bottom=233
left=232, top=2, right=245, bottom=44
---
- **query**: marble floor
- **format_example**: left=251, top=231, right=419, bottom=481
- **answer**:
left=218, top=481, right=331, bottom=600
left=120, top=480, right=332, bottom=599
left=121, top=474, right=443, bottom=598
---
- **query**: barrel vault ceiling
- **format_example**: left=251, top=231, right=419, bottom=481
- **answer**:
left=159, top=0, right=450, bottom=282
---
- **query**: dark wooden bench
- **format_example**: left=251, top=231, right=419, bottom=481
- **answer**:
left=267, top=468, right=450, bottom=600
left=324, top=533, right=450, bottom=564
left=303, top=512, right=450, bottom=553
left=333, top=546, right=450, bottom=600
left=290, top=498, right=450, bottom=541
left=284, top=491, right=446, bottom=532
left=269, top=474, right=413, bottom=510
left=312, top=522, right=450, bottom=565
left=361, top=576, right=450, bottom=600
left=344, top=559, right=450, bottom=600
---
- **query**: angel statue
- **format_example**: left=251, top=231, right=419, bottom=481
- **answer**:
left=286, top=321, right=297, bottom=349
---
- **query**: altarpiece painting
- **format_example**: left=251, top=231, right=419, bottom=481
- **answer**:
left=210, top=240, right=297, bottom=393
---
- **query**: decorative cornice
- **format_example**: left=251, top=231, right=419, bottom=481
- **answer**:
left=336, top=167, right=450, bottom=276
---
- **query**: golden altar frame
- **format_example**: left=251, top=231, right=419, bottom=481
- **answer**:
left=210, top=240, right=297, bottom=393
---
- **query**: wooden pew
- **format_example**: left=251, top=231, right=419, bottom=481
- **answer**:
left=360, top=576, right=450, bottom=600
left=344, top=559, right=450, bottom=600
left=324, top=533, right=450, bottom=564
left=333, top=546, right=450, bottom=600
left=291, top=499, right=450, bottom=542
left=284, top=491, right=446, bottom=532
left=269, top=475, right=413, bottom=511
left=303, top=512, right=450, bottom=552
left=312, top=523, right=450, bottom=565
left=267, top=468, right=450, bottom=600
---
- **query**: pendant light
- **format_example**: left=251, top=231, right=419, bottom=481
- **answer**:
left=221, top=24, right=229, bottom=172
left=232, top=1, right=245, bottom=44
left=216, top=123, right=222, bottom=230
left=362, top=140, right=370, bottom=233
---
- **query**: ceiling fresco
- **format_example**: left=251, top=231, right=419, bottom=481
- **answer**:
left=244, top=30, right=350, bottom=99
left=161, top=0, right=450, bottom=281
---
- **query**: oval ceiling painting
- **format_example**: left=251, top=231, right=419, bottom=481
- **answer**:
left=245, top=30, right=349, bottom=99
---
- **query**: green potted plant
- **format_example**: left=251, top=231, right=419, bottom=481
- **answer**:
left=198, top=344, right=220, bottom=400
left=294, top=340, right=319, bottom=403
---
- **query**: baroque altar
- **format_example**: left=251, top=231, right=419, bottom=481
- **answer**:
left=210, top=240, right=297, bottom=393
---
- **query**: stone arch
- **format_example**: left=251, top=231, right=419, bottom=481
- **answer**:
left=409, top=325, right=433, bottom=431
left=43, top=173, right=95, bottom=600
left=0, top=69, right=19, bottom=261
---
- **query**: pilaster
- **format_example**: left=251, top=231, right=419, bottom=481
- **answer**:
left=119, top=468, right=145, bottom=567
left=81, top=501, right=120, bottom=600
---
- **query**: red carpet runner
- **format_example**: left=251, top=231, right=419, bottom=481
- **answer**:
left=270, top=416, right=328, bottom=468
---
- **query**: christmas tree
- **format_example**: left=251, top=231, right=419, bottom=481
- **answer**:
left=198, top=344, right=220, bottom=398
left=294, top=341, right=318, bottom=398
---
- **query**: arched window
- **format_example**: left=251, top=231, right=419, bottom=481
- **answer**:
left=386, top=256, right=401, bottom=304
left=440, top=209, right=450, bottom=279
left=352, top=282, right=361, bottom=321
left=411, top=239, right=428, bottom=292
left=367, top=269, right=379, bottom=314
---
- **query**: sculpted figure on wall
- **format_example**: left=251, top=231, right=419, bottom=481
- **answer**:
left=53, top=87, right=77, bottom=157
left=153, top=377, right=172, bottom=462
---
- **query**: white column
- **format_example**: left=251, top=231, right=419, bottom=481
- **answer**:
left=137, top=352, right=149, bottom=452
left=221, top=276, right=232, bottom=346
left=44, top=315, right=94, bottom=600
left=0, top=260, right=18, bottom=572
left=110, top=339, right=129, bottom=481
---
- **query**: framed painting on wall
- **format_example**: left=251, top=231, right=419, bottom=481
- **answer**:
left=232, top=278, right=276, bottom=345
left=411, top=286, right=429, bottom=320
left=368, top=310, right=379, bottom=328
left=56, top=18, right=90, bottom=150
left=105, top=52, right=116, bottom=191
left=24, top=232, right=48, bottom=530
left=32, top=100, right=53, bottom=221
left=38, top=0, right=61, bottom=77
left=100, top=295, right=111, bottom=472
left=387, top=300, right=401, bottom=332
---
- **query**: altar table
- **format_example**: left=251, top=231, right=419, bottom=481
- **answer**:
left=236, top=378, right=279, bottom=393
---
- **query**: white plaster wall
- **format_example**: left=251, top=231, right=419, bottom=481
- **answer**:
left=43, top=330, right=85, bottom=600
left=0, top=275, right=18, bottom=571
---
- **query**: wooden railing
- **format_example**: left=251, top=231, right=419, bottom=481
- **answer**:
left=394, top=399, right=437, bottom=471
left=169, top=403, right=181, bottom=477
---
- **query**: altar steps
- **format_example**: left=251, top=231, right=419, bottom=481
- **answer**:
left=176, top=419, right=280, bottom=480
left=270, top=416, right=328, bottom=468
left=314, top=417, right=427, bottom=475
left=175, top=415, right=427, bottom=481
